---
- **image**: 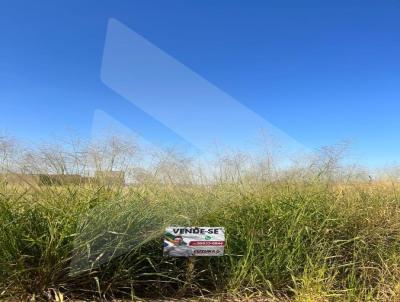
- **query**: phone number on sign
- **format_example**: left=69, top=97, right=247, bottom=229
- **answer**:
left=189, top=241, right=225, bottom=246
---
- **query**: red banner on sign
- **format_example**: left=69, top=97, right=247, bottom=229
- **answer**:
left=189, top=241, right=225, bottom=246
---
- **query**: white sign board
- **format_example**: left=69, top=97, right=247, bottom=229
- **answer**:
left=163, top=227, right=225, bottom=257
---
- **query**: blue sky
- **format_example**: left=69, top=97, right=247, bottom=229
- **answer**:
left=1, top=0, right=399, bottom=166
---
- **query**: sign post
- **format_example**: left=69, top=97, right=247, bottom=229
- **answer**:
left=164, top=227, right=225, bottom=295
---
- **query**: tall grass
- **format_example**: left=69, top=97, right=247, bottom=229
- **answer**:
left=1, top=135, right=400, bottom=301
left=1, top=180, right=400, bottom=301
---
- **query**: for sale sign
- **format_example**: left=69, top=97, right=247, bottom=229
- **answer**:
left=163, top=227, right=225, bottom=257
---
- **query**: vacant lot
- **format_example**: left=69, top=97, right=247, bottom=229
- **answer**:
left=1, top=179, right=400, bottom=301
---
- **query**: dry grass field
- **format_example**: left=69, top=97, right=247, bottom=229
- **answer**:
left=1, top=180, right=400, bottom=301
left=1, top=135, right=400, bottom=301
